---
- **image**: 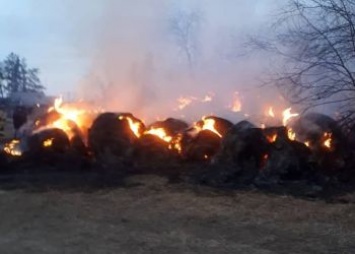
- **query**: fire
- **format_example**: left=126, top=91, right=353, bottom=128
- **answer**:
left=231, top=94, right=242, bottom=112
left=304, top=141, right=310, bottom=147
left=177, top=96, right=194, bottom=110
left=197, top=117, right=222, bottom=138
left=323, top=132, right=332, bottom=149
left=287, top=128, right=296, bottom=141
left=42, top=97, right=89, bottom=140
left=202, top=95, right=213, bottom=102
left=267, top=134, right=278, bottom=143
left=177, top=94, right=213, bottom=110
left=119, top=116, right=143, bottom=138
left=267, top=107, right=275, bottom=118
left=169, top=134, right=183, bottom=153
left=43, top=138, right=54, bottom=147
left=145, top=128, right=172, bottom=143
left=282, top=108, right=299, bottom=126
left=3, top=140, right=22, bottom=156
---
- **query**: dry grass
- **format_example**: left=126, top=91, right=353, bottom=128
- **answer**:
left=0, top=175, right=354, bottom=253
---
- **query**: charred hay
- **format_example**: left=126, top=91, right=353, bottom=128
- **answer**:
left=88, top=113, right=143, bottom=168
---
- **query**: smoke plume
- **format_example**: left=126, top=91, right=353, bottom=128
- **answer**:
left=70, top=0, right=284, bottom=123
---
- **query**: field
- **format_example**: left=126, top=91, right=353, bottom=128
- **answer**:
left=0, top=173, right=354, bottom=254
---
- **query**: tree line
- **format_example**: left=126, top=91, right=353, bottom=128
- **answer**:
left=254, top=0, right=355, bottom=128
left=0, top=53, right=44, bottom=98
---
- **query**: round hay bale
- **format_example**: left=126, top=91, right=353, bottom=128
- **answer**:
left=195, top=116, right=233, bottom=137
left=27, top=128, right=70, bottom=155
left=88, top=112, right=144, bottom=163
left=292, top=113, right=346, bottom=173
left=132, top=134, right=174, bottom=166
left=148, top=118, right=188, bottom=136
left=183, top=130, right=221, bottom=162
left=292, top=112, right=344, bottom=150
left=258, top=127, right=313, bottom=183
left=215, top=122, right=269, bottom=168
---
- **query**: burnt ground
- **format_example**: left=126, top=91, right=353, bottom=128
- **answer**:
left=0, top=168, right=355, bottom=254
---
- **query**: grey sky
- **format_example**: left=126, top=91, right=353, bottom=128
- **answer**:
left=0, top=0, right=280, bottom=98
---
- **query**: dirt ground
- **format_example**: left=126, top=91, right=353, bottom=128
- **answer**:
left=0, top=174, right=354, bottom=254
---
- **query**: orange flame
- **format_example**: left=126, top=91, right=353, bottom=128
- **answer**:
left=119, top=116, right=143, bottom=138
left=3, top=140, right=22, bottom=156
left=43, top=138, right=54, bottom=147
left=323, top=132, right=332, bottom=149
left=231, top=93, right=242, bottom=112
left=287, top=128, right=296, bottom=141
left=282, top=108, right=299, bottom=126
left=197, top=117, right=222, bottom=138
left=41, top=97, right=88, bottom=140
left=169, top=134, right=183, bottom=154
left=266, top=134, right=278, bottom=143
left=145, top=128, right=172, bottom=143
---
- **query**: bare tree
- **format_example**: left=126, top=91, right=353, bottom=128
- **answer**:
left=169, top=8, right=202, bottom=70
left=254, top=0, right=355, bottom=128
left=0, top=63, right=5, bottom=98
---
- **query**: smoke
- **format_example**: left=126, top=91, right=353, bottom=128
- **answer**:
left=71, top=0, right=285, bottom=123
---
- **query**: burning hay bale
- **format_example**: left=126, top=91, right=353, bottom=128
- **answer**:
left=195, top=116, right=233, bottom=137
left=214, top=121, right=268, bottom=168
left=88, top=112, right=144, bottom=167
left=190, top=121, right=268, bottom=187
left=257, top=127, right=313, bottom=185
left=292, top=113, right=344, bottom=150
left=28, top=128, right=70, bottom=153
left=131, top=118, right=187, bottom=166
left=132, top=134, right=175, bottom=167
left=182, top=130, right=222, bottom=162
left=148, top=118, right=188, bottom=136
left=176, top=116, right=231, bottom=162
left=292, top=113, right=346, bottom=174
left=25, top=128, right=71, bottom=164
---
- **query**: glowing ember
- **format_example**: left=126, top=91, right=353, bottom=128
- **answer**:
left=323, top=133, right=332, bottom=149
left=197, top=117, right=222, bottom=138
left=3, top=140, right=22, bottom=156
left=304, top=141, right=310, bottom=147
left=266, top=134, right=278, bottom=143
left=145, top=128, right=172, bottom=143
left=282, top=108, right=299, bottom=126
left=287, top=128, right=296, bottom=141
left=169, top=134, right=183, bottom=154
left=43, top=138, right=54, bottom=147
left=204, top=154, right=209, bottom=160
